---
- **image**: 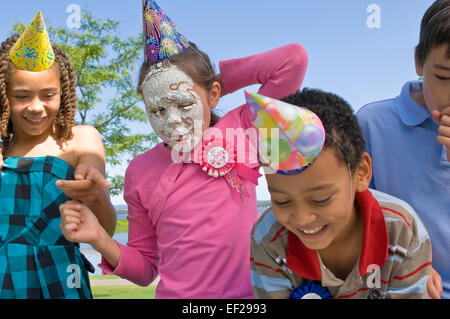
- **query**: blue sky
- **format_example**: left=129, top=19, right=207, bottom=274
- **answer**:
left=0, top=0, right=435, bottom=204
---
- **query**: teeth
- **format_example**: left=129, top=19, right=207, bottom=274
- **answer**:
left=25, top=117, right=44, bottom=123
left=300, top=225, right=325, bottom=234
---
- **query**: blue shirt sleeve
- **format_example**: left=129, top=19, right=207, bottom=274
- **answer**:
left=357, top=107, right=375, bottom=189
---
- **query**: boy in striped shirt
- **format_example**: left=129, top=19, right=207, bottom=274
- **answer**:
left=249, top=89, right=432, bottom=299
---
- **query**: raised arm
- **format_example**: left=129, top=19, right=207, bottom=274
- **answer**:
left=219, top=43, right=308, bottom=102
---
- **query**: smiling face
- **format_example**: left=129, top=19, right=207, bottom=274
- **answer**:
left=266, top=148, right=371, bottom=252
left=7, top=67, right=61, bottom=140
left=141, top=63, right=216, bottom=153
left=415, top=44, right=450, bottom=113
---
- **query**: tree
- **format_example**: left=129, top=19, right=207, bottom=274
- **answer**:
left=13, top=10, right=158, bottom=196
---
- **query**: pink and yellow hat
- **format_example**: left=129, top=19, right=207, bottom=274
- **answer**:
left=10, top=11, right=54, bottom=72
left=245, top=91, right=325, bottom=175
left=142, top=0, right=190, bottom=63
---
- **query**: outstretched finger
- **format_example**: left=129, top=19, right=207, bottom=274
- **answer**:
left=56, top=179, right=93, bottom=192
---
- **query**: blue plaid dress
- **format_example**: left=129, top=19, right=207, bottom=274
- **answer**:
left=0, top=156, right=93, bottom=299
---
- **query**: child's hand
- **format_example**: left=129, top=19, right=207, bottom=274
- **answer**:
left=59, top=200, right=102, bottom=244
left=427, top=267, right=443, bottom=299
left=432, top=107, right=450, bottom=161
left=55, top=164, right=110, bottom=204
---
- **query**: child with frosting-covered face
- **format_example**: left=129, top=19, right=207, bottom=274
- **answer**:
left=250, top=89, right=432, bottom=299
left=140, top=59, right=218, bottom=153
left=59, top=0, right=308, bottom=298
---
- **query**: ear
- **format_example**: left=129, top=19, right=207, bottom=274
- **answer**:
left=354, top=152, right=372, bottom=193
left=207, top=81, right=221, bottom=110
left=414, top=51, right=424, bottom=77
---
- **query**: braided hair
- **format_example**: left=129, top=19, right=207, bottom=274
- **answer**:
left=0, top=34, right=77, bottom=151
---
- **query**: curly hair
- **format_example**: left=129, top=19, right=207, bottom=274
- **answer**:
left=0, top=34, right=77, bottom=151
left=281, top=88, right=366, bottom=173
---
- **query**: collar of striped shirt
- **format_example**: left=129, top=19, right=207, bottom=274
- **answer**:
left=286, top=189, right=388, bottom=280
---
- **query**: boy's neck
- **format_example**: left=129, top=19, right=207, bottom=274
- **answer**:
left=318, top=202, right=364, bottom=281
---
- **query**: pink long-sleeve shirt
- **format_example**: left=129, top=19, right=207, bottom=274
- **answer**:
left=100, top=44, right=308, bottom=299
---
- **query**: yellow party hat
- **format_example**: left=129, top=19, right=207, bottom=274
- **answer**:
left=10, top=11, right=55, bottom=72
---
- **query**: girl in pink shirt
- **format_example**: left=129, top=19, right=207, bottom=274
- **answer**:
left=59, top=0, right=308, bottom=299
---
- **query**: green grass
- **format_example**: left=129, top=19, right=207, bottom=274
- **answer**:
left=90, top=275, right=121, bottom=280
left=115, top=219, right=128, bottom=233
left=92, top=285, right=155, bottom=299
left=90, top=274, right=155, bottom=299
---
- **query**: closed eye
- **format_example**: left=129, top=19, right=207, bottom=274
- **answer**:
left=273, top=200, right=291, bottom=206
left=435, top=74, right=450, bottom=81
left=179, top=102, right=194, bottom=110
left=149, top=108, right=165, bottom=115
left=311, top=196, right=332, bottom=205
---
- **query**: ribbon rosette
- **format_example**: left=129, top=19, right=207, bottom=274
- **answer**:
left=200, top=136, right=260, bottom=201
left=201, top=137, right=236, bottom=178
left=289, top=282, right=332, bottom=299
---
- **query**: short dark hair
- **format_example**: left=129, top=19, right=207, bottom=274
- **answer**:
left=415, top=0, right=450, bottom=66
left=281, top=88, right=365, bottom=172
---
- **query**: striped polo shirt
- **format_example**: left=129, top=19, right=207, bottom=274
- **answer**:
left=250, top=189, right=432, bottom=299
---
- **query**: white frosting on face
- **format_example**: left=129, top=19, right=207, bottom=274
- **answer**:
left=141, top=63, right=204, bottom=153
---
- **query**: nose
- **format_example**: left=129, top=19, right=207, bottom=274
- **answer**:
left=166, top=107, right=182, bottom=126
left=27, top=96, right=45, bottom=113
left=291, top=206, right=317, bottom=227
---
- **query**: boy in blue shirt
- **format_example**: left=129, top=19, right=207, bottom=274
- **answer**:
left=357, top=0, right=449, bottom=298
